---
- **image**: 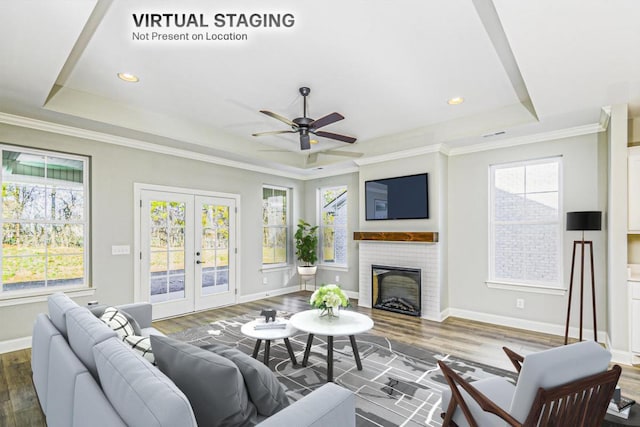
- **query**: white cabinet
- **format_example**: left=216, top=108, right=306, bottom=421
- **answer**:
left=628, top=147, right=640, bottom=231
left=631, top=282, right=640, bottom=354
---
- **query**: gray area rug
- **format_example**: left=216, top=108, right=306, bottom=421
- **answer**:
left=169, top=312, right=517, bottom=427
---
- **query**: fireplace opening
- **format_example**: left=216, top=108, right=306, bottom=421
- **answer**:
left=372, top=265, right=421, bottom=316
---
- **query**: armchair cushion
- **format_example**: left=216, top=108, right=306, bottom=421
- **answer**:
left=441, top=376, right=514, bottom=427
left=509, top=340, right=611, bottom=423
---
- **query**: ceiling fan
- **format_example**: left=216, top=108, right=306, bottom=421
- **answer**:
left=252, top=87, right=357, bottom=150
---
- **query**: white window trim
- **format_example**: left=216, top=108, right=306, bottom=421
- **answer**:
left=0, top=145, right=91, bottom=301
left=262, top=184, right=290, bottom=268
left=317, top=185, right=348, bottom=268
left=488, top=156, right=563, bottom=289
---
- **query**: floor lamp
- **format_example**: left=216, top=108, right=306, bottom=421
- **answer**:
left=564, top=211, right=602, bottom=345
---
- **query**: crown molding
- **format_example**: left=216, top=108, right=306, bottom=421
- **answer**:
left=0, top=112, right=310, bottom=180
left=447, top=123, right=604, bottom=156
left=353, top=143, right=448, bottom=166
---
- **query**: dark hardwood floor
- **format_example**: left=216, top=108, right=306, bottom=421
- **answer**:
left=2, top=291, right=639, bottom=426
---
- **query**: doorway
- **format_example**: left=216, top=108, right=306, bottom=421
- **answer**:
left=136, top=185, right=238, bottom=319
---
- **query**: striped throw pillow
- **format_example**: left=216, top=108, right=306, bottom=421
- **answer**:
left=100, top=306, right=135, bottom=339
left=124, top=335, right=155, bottom=364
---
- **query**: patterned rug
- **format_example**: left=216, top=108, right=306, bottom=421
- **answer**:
left=169, top=312, right=517, bottom=427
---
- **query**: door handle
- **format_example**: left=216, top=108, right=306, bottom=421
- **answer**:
left=196, top=260, right=202, bottom=264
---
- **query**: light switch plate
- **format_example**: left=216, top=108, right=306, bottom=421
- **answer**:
left=112, top=245, right=130, bottom=255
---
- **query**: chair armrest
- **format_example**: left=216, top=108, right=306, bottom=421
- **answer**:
left=115, top=303, right=153, bottom=329
left=502, top=347, right=524, bottom=374
left=438, top=361, right=521, bottom=427
left=256, top=383, right=355, bottom=427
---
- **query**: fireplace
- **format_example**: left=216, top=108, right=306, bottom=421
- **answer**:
left=372, top=265, right=421, bottom=316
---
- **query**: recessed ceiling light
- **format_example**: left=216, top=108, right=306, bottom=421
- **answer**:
left=447, top=97, right=464, bottom=105
left=117, top=72, right=139, bottom=83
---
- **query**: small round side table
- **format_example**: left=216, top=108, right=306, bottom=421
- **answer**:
left=240, top=319, right=298, bottom=367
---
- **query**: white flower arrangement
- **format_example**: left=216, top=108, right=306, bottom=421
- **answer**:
left=309, top=284, right=349, bottom=317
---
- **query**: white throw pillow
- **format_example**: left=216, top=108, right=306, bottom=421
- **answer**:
left=100, top=306, right=135, bottom=339
left=124, top=335, right=155, bottom=364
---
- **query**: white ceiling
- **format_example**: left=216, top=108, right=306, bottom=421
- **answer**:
left=1, top=0, right=639, bottom=176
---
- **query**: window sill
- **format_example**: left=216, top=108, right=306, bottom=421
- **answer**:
left=318, top=264, right=349, bottom=272
left=485, top=281, right=566, bottom=296
left=260, top=264, right=292, bottom=273
left=0, top=286, right=95, bottom=307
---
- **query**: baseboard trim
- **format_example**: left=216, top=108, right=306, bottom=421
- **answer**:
left=0, top=335, right=31, bottom=354
left=446, top=308, right=608, bottom=345
left=237, top=286, right=301, bottom=304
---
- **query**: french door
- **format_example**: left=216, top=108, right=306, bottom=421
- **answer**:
left=138, top=188, right=237, bottom=319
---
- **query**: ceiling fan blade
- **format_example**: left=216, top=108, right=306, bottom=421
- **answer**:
left=252, top=130, right=296, bottom=137
left=300, top=133, right=311, bottom=150
left=310, top=112, right=344, bottom=130
left=259, top=110, right=295, bottom=127
left=314, top=131, right=357, bottom=144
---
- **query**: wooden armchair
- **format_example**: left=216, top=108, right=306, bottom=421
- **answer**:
left=438, top=341, right=621, bottom=427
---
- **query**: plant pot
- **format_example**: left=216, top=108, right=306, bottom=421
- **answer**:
left=297, top=265, right=317, bottom=276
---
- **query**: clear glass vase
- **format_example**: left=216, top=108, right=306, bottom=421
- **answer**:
left=320, top=307, right=339, bottom=318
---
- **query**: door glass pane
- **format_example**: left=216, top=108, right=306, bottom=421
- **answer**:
left=201, top=204, right=229, bottom=296
left=149, top=200, right=185, bottom=302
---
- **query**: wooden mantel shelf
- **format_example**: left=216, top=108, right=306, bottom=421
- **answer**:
left=353, top=231, right=438, bottom=243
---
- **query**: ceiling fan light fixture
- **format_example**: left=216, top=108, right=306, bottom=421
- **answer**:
left=117, top=72, right=140, bottom=83
left=447, top=96, right=464, bottom=105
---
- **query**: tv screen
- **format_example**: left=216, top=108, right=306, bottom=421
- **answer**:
left=365, top=173, right=429, bottom=220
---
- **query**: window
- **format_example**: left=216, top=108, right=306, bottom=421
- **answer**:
left=489, top=157, right=562, bottom=288
left=319, top=186, right=348, bottom=266
left=1, top=146, right=89, bottom=295
left=262, top=185, right=289, bottom=266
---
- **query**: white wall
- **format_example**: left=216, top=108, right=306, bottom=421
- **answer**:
left=0, top=123, right=304, bottom=341
left=448, top=133, right=608, bottom=337
left=607, top=104, right=629, bottom=354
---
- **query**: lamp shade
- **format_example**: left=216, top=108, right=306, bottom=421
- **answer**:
left=566, top=211, right=602, bottom=231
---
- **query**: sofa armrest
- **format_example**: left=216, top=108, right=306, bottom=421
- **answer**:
left=116, top=303, right=153, bottom=329
left=256, top=383, right=355, bottom=427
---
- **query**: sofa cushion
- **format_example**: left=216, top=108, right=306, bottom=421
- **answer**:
left=151, top=335, right=257, bottom=426
left=101, top=306, right=136, bottom=339
left=66, top=307, right=117, bottom=380
left=48, top=292, right=80, bottom=338
left=124, top=334, right=155, bottom=364
left=93, top=337, right=197, bottom=427
left=203, top=342, right=290, bottom=416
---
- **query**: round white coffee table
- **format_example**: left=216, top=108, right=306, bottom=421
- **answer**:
left=240, top=319, right=298, bottom=366
left=289, top=309, right=374, bottom=382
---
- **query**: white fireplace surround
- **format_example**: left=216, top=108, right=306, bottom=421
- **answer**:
left=358, top=240, right=441, bottom=321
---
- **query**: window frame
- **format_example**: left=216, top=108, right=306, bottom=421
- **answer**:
left=487, top=156, right=564, bottom=293
left=0, top=144, right=91, bottom=301
left=261, top=184, right=290, bottom=269
left=317, top=185, right=348, bottom=268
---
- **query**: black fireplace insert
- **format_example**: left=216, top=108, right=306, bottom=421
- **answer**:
left=371, top=265, right=421, bottom=316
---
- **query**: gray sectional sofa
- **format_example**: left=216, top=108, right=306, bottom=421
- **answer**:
left=31, top=293, right=355, bottom=427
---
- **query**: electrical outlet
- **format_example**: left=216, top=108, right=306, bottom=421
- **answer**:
left=262, top=277, right=268, bottom=285
left=516, top=298, right=525, bottom=309
left=111, top=245, right=130, bottom=255
left=335, top=275, right=340, bottom=283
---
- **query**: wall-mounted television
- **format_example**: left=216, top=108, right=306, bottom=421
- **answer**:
left=365, top=173, right=429, bottom=220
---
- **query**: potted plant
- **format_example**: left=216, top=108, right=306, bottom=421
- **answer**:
left=295, top=219, right=318, bottom=276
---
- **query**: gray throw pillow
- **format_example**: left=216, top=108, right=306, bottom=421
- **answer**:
left=150, top=335, right=257, bottom=427
left=203, top=343, right=290, bottom=417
